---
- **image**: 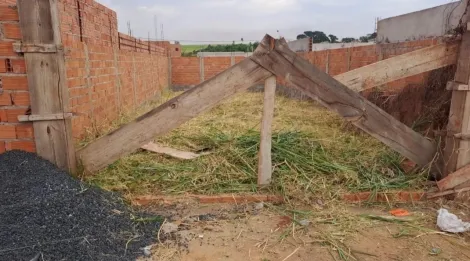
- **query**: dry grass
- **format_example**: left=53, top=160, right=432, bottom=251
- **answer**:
left=83, top=91, right=429, bottom=205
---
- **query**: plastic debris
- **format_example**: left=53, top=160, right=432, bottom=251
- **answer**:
left=436, top=208, right=470, bottom=233
left=389, top=208, right=410, bottom=217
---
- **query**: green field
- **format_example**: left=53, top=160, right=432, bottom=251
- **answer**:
left=181, top=45, right=208, bottom=53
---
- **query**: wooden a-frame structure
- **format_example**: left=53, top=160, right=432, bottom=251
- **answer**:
left=77, top=33, right=461, bottom=185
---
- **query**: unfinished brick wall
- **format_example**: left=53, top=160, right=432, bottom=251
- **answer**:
left=172, top=56, right=246, bottom=87
left=172, top=39, right=440, bottom=93
left=0, top=3, right=35, bottom=153
left=58, top=0, right=169, bottom=140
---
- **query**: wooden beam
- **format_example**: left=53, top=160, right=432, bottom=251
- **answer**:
left=18, top=113, right=73, bottom=122
left=17, top=0, right=76, bottom=172
left=444, top=0, right=470, bottom=176
left=437, top=164, right=470, bottom=191
left=78, top=59, right=273, bottom=173
left=13, top=43, right=60, bottom=53
left=251, top=35, right=437, bottom=168
left=334, top=43, right=459, bottom=92
left=446, top=81, right=470, bottom=91
left=454, top=133, right=470, bottom=140
left=258, top=76, right=276, bottom=185
left=427, top=187, right=470, bottom=199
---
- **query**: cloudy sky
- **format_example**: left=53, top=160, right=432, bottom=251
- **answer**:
left=96, top=0, right=458, bottom=44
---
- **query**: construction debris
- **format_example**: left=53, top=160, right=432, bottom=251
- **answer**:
left=141, top=142, right=209, bottom=160
left=437, top=164, right=470, bottom=191
left=436, top=209, right=470, bottom=233
left=0, top=151, right=161, bottom=261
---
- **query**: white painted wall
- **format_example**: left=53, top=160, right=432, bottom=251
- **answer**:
left=311, top=42, right=374, bottom=51
left=377, top=1, right=466, bottom=43
left=197, top=52, right=252, bottom=57
left=287, top=38, right=311, bottom=52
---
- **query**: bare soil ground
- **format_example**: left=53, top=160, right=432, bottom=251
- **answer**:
left=139, top=200, right=470, bottom=261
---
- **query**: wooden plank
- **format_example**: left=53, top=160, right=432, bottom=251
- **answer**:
left=454, top=133, right=470, bottom=140
left=334, top=43, right=459, bottom=92
left=141, top=142, right=208, bottom=160
left=13, top=43, right=60, bottom=53
left=446, top=81, right=470, bottom=91
left=78, top=58, right=273, bottom=173
left=17, top=0, right=76, bottom=172
left=427, top=187, right=470, bottom=199
left=444, top=1, right=470, bottom=175
left=437, top=164, right=470, bottom=191
left=258, top=76, right=276, bottom=185
left=251, top=35, right=437, bottom=169
left=18, top=113, right=73, bottom=122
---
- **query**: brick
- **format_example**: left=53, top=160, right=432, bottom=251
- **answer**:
left=0, top=109, right=6, bottom=121
left=0, top=124, right=15, bottom=139
left=2, top=76, right=28, bottom=90
left=7, top=140, right=35, bottom=152
left=0, top=92, right=11, bottom=105
left=0, top=6, right=19, bottom=21
left=5, top=108, right=28, bottom=122
left=16, top=124, right=33, bottom=138
left=0, top=41, right=14, bottom=56
left=11, top=59, right=26, bottom=73
left=3, top=23, right=21, bottom=40
left=10, top=92, right=29, bottom=106
left=0, top=140, right=4, bottom=153
left=0, top=58, right=6, bottom=73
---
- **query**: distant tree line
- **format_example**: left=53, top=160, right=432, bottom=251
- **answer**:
left=182, top=41, right=259, bottom=57
left=296, top=31, right=377, bottom=43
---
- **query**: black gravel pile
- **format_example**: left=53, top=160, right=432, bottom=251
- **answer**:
left=0, top=151, right=161, bottom=261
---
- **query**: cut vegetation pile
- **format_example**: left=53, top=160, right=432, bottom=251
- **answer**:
left=87, top=92, right=430, bottom=204
left=0, top=151, right=161, bottom=261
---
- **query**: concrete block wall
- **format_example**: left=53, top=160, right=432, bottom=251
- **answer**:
left=0, top=3, right=35, bottom=153
left=377, top=1, right=466, bottom=43
left=58, top=0, right=170, bottom=140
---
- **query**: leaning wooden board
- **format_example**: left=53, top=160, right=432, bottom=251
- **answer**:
left=78, top=59, right=273, bottom=172
left=335, top=43, right=458, bottom=92
left=78, top=34, right=450, bottom=173
left=250, top=35, right=436, bottom=168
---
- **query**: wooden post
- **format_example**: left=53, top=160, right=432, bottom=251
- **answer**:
left=199, top=55, right=205, bottom=83
left=17, top=0, right=76, bottom=172
left=325, top=50, right=330, bottom=74
left=258, top=76, right=276, bottom=185
left=444, top=0, right=470, bottom=176
left=251, top=35, right=437, bottom=169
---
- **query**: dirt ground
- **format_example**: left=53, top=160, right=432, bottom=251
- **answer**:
left=138, top=199, right=470, bottom=261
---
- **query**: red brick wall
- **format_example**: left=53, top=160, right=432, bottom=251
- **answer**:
left=0, top=4, right=35, bottom=154
left=172, top=39, right=440, bottom=93
left=58, top=0, right=169, bottom=140
left=172, top=57, right=200, bottom=86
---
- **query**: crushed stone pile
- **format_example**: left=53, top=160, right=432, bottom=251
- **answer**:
left=0, top=151, right=161, bottom=261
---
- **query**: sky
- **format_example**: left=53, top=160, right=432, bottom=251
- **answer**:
left=95, top=0, right=459, bottom=44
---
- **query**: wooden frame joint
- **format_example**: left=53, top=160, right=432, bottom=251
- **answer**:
left=446, top=81, right=469, bottom=91
left=13, top=43, right=63, bottom=53
left=454, top=133, right=470, bottom=140
left=18, top=113, right=73, bottom=122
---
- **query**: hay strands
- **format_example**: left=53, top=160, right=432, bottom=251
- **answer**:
left=141, top=142, right=210, bottom=160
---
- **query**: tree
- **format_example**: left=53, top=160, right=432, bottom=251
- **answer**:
left=297, top=34, right=307, bottom=40
left=303, top=31, right=330, bottom=43
left=328, top=34, right=338, bottom=43
left=341, top=37, right=356, bottom=43
left=359, top=36, right=369, bottom=43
